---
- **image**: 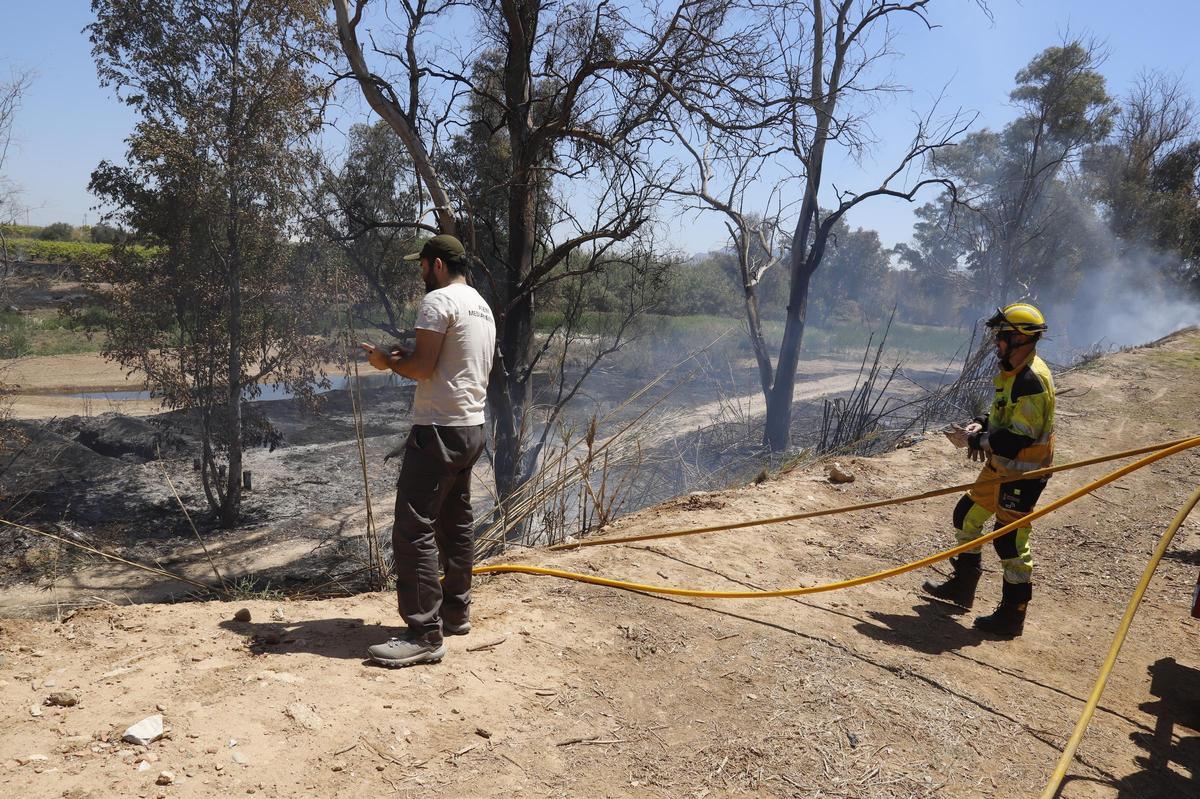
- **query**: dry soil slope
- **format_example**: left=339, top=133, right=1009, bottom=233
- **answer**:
left=3, top=330, right=1200, bottom=799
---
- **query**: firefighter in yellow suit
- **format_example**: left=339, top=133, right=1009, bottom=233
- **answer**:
left=924, top=303, right=1054, bottom=637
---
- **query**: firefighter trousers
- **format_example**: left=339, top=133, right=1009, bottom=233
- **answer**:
left=952, top=460, right=1048, bottom=585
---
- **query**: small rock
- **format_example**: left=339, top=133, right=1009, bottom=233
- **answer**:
left=17, top=754, right=49, bottom=765
left=43, top=678, right=57, bottom=688
left=30, top=705, right=43, bottom=717
left=827, top=462, right=856, bottom=484
left=122, top=715, right=164, bottom=746
left=331, top=764, right=344, bottom=772
left=46, top=692, right=80, bottom=707
left=474, top=727, right=492, bottom=739
left=156, top=771, right=175, bottom=785
left=284, top=703, right=323, bottom=731
left=231, top=752, right=248, bottom=765
left=233, top=609, right=252, bottom=623
left=137, top=761, right=151, bottom=772
left=156, top=704, right=167, bottom=712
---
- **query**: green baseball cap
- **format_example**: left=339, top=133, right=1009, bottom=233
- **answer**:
left=403, top=233, right=466, bottom=263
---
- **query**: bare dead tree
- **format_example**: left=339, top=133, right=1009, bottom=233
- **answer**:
left=659, top=118, right=793, bottom=399
left=664, top=1, right=972, bottom=451
left=0, top=68, right=33, bottom=302
left=762, top=2, right=980, bottom=450
left=331, top=0, right=752, bottom=505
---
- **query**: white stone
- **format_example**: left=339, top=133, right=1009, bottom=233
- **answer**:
left=284, top=703, right=323, bottom=731
left=122, top=715, right=165, bottom=746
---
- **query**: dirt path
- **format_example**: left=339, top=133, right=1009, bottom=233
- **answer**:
left=3, top=334, right=1199, bottom=797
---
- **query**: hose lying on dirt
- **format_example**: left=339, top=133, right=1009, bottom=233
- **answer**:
left=1038, top=481, right=1200, bottom=799
left=548, top=435, right=1200, bottom=551
left=476, top=436, right=1200, bottom=598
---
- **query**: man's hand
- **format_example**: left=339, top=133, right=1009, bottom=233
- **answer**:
left=360, top=342, right=393, bottom=372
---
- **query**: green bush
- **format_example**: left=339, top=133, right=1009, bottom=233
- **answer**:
left=88, top=223, right=126, bottom=244
left=38, top=222, right=76, bottom=241
left=0, top=311, right=30, bottom=358
left=41, top=305, right=115, bottom=333
left=0, top=310, right=109, bottom=357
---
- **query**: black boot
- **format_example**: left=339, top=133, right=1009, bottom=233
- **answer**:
left=922, top=552, right=982, bottom=608
left=973, top=580, right=1031, bottom=637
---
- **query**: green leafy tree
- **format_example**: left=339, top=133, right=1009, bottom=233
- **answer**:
left=88, top=0, right=331, bottom=527
left=808, top=220, right=890, bottom=324
left=924, top=41, right=1115, bottom=307
left=1086, top=72, right=1200, bottom=290
left=312, top=120, right=422, bottom=337
left=38, top=222, right=75, bottom=241
left=892, top=201, right=967, bottom=325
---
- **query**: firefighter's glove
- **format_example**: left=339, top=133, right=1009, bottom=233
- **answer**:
left=967, top=431, right=991, bottom=463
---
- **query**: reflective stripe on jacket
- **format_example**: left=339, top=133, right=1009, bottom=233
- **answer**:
left=984, top=352, right=1055, bottom=472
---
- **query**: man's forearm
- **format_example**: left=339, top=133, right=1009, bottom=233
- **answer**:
left=386, top=352, right=431, bottom=381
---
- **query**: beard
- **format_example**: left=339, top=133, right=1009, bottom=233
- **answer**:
left=423, top=273, right=438, bottom=293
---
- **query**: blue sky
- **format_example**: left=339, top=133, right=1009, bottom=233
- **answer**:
left=1, top=1, right=1197, bottom=250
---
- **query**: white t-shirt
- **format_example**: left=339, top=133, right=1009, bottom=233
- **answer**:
left=412, top=282, right=496, bottom=426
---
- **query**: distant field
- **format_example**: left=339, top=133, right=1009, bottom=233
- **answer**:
left=534, top=310, right=971, bottom=362
left=1, top=237, right=155, bottom=268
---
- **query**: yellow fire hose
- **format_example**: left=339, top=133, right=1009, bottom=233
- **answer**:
left=1038, top=481, right=1200, bottom=798
left=548, top=435, right=1200, bottom=551
left=475, top=435, right=1200, bottom=795
left=477, top=436, right=1200, bottom=597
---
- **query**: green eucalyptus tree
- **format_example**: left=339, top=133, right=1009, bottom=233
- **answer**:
left=88, top=0, right=331, bottom=526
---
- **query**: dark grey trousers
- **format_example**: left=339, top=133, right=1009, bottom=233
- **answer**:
left=392, top=423, right=485, bottom=640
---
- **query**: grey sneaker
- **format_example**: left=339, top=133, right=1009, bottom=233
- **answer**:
left=443, top=619, right=471, bottom=636
left=367, top=636, right=446, bottom=668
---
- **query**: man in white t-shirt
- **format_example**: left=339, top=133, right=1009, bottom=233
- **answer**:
left=359, top=234, right=496, bottom=667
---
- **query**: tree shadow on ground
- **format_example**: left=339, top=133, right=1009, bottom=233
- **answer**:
left=218, top=617, right=406, bottom=664
left=1052, top=657, right=1200, bottom=798
left=852, top=597, right=990, bottom=655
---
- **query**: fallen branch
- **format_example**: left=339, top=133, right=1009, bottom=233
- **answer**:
left=556, top=736, right=627, bottom=747
left=0, top=517, right=223, bottom=596
left=466, top=636, right=507, bottom=652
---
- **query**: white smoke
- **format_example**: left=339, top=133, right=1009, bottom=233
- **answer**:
left=1040, top=242, right=1200, bottom=360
